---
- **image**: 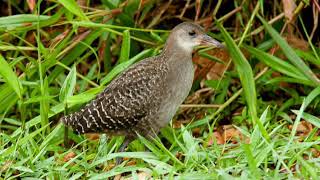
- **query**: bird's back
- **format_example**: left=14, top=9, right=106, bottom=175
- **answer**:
left=61, top=56, right=169, bottom=137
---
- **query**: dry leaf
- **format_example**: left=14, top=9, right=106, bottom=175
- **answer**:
left=85, top=133, right=100, bottom=140
left=192, top=127, right=201, bottom=136
left=311, top=148, right=320, bottom=158
left=27, top=0, right=36, bottom=12
left=221, top=125, right=249, bottom=144
left=61, top=30, right=92, bottom=55
left=207, top=125, right=249, bottom=146
left=63, top=152, right=76, bottom=162
left=286, top=35, right=309, bottom=51
left=126, top=160, right=136, bottom=166
left=288, top=120, right=313, bottom=136
left=282, top=0, right=297, bottom=22
left=272, top=71, right=291, bottom=88
left=195, top=0, right=201, bottom=21
left=173, top=119, right=192, bottom=128
left=193, top=49, right=230, bottom=82
left=77, top=0, right=87, bottom=9
left=50, top=30, right=70, bottom=49
left=104, top=163, right=115, bottom=171
left=207, top=131, right=224, bottom=146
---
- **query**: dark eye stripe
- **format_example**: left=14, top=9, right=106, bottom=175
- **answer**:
left=188, top=31, right=196, bottom=36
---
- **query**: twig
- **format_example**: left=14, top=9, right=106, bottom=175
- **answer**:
left=217, top=7, right=242, bottom=22
left=234, top=13, right=285, bottom=42
left=312, top=0, right=320, bottom=11
left=56, top=62, right=99, bottom=87
left=180, top=0, right=191, bottom=19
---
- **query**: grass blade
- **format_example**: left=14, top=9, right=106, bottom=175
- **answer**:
left=266, top=77, right=314, bottom=86
left=292, top=111, right=320, bottom=128
left=59, top=66, right=77, bottom=102
left=296, top=156, right=318, bottom=179
left=118, top=30, right=131, bottom=63
left=217, top=22, right=270, bottom=141
left=58, top=0, right=88, bottom=20
left=242, top=143, right=261, bottom=179
left=66, top=86, right=104, bottom=106
left=246, top=45, right=310, bottom=82
left=0, top=14, right=50, bottom=30
left=257, top=15, right=320, bottom=86
left=0, top=55, right=23, bottom=99
left=275, top=86, right=320, bottom=172
left=40, top=77, right=50, bottom=134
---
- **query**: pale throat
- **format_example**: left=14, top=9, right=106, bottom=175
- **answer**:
left=176, top=37, right=196, bottom=52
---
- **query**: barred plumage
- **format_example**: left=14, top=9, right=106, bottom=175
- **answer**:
left=61, top=22, right=223, bottom=141
left=61, top=57, right=168, bottom=137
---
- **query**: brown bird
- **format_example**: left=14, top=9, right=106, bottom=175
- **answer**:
left=61, top=22, right=223, bottom=163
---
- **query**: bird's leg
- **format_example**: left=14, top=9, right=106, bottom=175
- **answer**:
left=64, top=125, right=69, bottom=148
left=115, top=138, right=131, bottom=165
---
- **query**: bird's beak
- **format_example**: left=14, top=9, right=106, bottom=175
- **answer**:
left=199, top=34, right=224, bottom=48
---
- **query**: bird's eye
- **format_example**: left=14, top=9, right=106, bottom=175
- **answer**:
left=188, top=30, right=196, bottom=36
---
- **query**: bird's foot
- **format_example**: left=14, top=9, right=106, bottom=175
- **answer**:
left=115, top=157, right=124, bottom=165
left=115, top=138, right=131, bottom=165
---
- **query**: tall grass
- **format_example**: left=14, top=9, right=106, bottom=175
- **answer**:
left=0, top=0, right=319, bottom=179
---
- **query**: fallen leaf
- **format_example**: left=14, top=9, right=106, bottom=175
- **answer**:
left=221, top=125, right=249, bottom=144
left=173, top=119, right=192, bottom=128
left=272, top=71, right=291, bottom=88
left=286, top=35, right=309, bottom=51
left=192, top=127, right=201, bottom=137
left=288, top=120, right=313, bottom=136
left=63, top=151, right=76, bottom=162
left=104, top=163, right=115, bottom=171
left=126, top=159, right=136, bottom=166
left=207, top=131, right=224, bottom=146
left=85, top=133, right=100, bottom=140
left=311, top=148, right=320, bottom=158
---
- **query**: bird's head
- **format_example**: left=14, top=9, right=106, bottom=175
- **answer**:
left=167, top=22, right=224, bottom=52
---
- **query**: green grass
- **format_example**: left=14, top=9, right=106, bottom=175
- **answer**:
left=1, top=0, right=320, bottom=179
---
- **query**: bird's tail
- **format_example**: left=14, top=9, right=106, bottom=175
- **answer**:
left=60, top=115, right=71, bottom=126
left=61, top=111, right=83, bottom=147
left=60, top=112, right=80, bottom=129
left=60, top=111, right=91, bottom=134
left=60, top=116, right=67, bottom=125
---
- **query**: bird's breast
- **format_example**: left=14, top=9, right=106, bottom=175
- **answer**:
left=155, top=56, right=194, bottom=128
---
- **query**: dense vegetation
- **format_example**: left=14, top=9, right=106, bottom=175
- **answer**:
left=0, top=0, right=319, bottom=179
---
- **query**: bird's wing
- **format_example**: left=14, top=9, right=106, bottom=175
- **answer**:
left=64, top=57, right=168, bottom=133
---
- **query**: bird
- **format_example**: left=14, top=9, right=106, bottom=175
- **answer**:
left=61, top=22, right=224, bottom=163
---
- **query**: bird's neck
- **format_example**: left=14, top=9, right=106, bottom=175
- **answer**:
left=161, top=36, right=193, bottom=61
